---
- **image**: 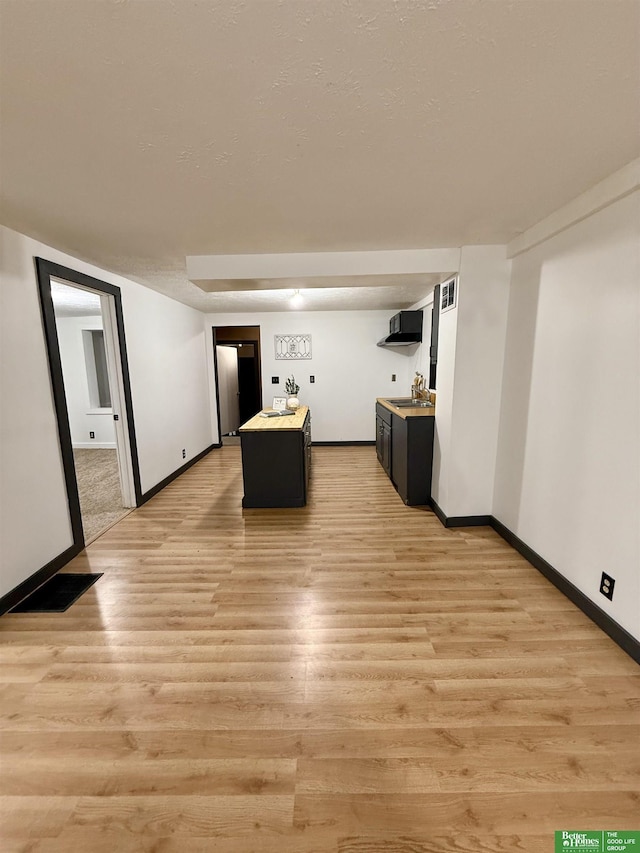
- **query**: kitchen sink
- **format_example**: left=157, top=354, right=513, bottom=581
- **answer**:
left=385, top=398, right=433, bottom=408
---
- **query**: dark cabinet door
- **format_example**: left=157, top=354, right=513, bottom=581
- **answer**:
left=303, top=412, right=312, bottom=486
left=390, top=413, right=434, bottom=506
left=391, top=414, right=407, bottom=496
left=381, top=420, right=391, bottom=476
left=376, top=415, right=384, bottom=463
left=376, top=405, right=392, bottom=476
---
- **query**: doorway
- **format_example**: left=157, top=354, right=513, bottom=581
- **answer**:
left=213, top=326, right=262, bottom=443
left=35, top=259, right=142, bottom=550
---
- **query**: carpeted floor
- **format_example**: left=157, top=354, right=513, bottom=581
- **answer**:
left=73, top=448, right=129, bottom=543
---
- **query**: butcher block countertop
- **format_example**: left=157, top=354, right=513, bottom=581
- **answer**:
left=376, top=398, right=436, bottom=420
left=239, top=405, right=309, bottom=432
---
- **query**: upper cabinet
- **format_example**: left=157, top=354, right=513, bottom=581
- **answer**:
left=377, top=310, right=423, bottom=347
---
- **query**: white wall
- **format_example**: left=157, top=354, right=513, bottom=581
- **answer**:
left=204, top=309, right=419, bottom=442
left=493, top=191, right=640, bottom=639
left=0, top=225, right=214, bottom=599
left=430, top=286, right=459, bottom=513
left=428, top=249, right=512, bottom=517
left=448, top=247, right=511, bottom=515
left=122, top=281, right=214, bottom=492
left=55, top=315, right=117, bottom=448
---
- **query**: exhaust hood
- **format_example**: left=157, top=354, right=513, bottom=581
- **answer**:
left=377, top=310, right=423, bottom=347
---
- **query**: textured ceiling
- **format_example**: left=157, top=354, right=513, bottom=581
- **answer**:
left=1, top=0, right=638, bottom=312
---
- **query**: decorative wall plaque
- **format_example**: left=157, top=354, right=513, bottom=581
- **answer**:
left=274, top=334, right=312, bottom=360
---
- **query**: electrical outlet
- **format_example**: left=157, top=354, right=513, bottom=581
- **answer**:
left=89, top=431, right=95, bottom=439
left=182, top=449, right=186, bottom=459
left=600, top=572, right=615, bottom=600
left=310, top=375, right=315, bottom=383
left=271, top=376, right=279, bottom=384
left=391, top=374, right=396, bottom=382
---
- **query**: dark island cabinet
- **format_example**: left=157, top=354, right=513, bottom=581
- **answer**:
left=240, top=408, right=311, bottom=508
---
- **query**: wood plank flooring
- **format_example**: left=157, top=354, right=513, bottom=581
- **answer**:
left=1, top=445, right=639, bottom=852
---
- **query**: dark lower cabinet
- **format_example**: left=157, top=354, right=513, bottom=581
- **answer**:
left=391, top=413, right=434, bottom=506
left=240, top=411, right=311, bottom=508
left=376, top=403, right=434, bottom=506
left=376, top=405, right=392, bottom=477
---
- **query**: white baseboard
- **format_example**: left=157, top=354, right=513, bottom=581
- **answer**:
left=72, top=443, right=117, bottom=450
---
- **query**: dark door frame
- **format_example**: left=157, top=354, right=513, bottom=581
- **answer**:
left=212, top=326, right=262, bottom=438
left=35, top=257, right=143, bottom=553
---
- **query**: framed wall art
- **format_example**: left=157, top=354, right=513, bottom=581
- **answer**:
left=275, top=334, right=312, bottom=360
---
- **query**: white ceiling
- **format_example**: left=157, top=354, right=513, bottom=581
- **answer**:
left=1, top=0, right=638, bottom=312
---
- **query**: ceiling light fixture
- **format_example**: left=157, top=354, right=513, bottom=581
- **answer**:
left=290, top=289, right=303, bottom=308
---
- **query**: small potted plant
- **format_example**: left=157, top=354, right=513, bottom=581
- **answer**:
left=285, top=375, right=300, bottom=410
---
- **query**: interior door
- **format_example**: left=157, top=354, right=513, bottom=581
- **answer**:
left=216, top=345, right=240, bottom=434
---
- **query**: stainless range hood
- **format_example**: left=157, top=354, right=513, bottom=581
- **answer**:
left=377, top=310, right=423, bottom=347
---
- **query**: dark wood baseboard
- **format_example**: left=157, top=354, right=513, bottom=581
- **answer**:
left=490, top=516, right=640, bottom=665
left=312, top=441, right=376, bottom=446
left=140, top=444, right=218, bottom=505
left=1, top=444, right=219, bottom=617
left=448, top=515, right=493, bottom=527
left=428, top=498, right=448, bottom=526
left=429, top=500, right=639, bottom=664
left=429, top=499, right=492, bottom=528
left=0, top=543, right=83, bottom=616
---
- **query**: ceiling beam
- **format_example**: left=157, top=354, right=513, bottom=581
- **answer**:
left=186, top=248, right=461, bottom=287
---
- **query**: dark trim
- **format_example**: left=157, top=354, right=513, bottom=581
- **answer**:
left=0, top=543, right=82, bottom=616
left=428, top=498, right=448, bottom=526
left=211, top=329, right=223, bottom=445
left=490, top=517, right=640, bottom=665
left=35, top=258, right=143, bottom=511
left=34, top=259, right=85, bottom=548
left=428, top=499, right=491, bottom=528
left=448, top=514, right=493, bottom=528
left=212, top=325, right=263, bottom=431
left=139, top=443, right=217, bottom=505
left=312, top=441, right=376, bottom=447
left=428, top=498, right=639, bottom=663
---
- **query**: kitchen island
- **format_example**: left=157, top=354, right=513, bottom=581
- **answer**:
left=239, top=406, right=311, bottom=507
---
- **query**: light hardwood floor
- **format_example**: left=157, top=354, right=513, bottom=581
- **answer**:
left=1, top=445, right=639, bottom=852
